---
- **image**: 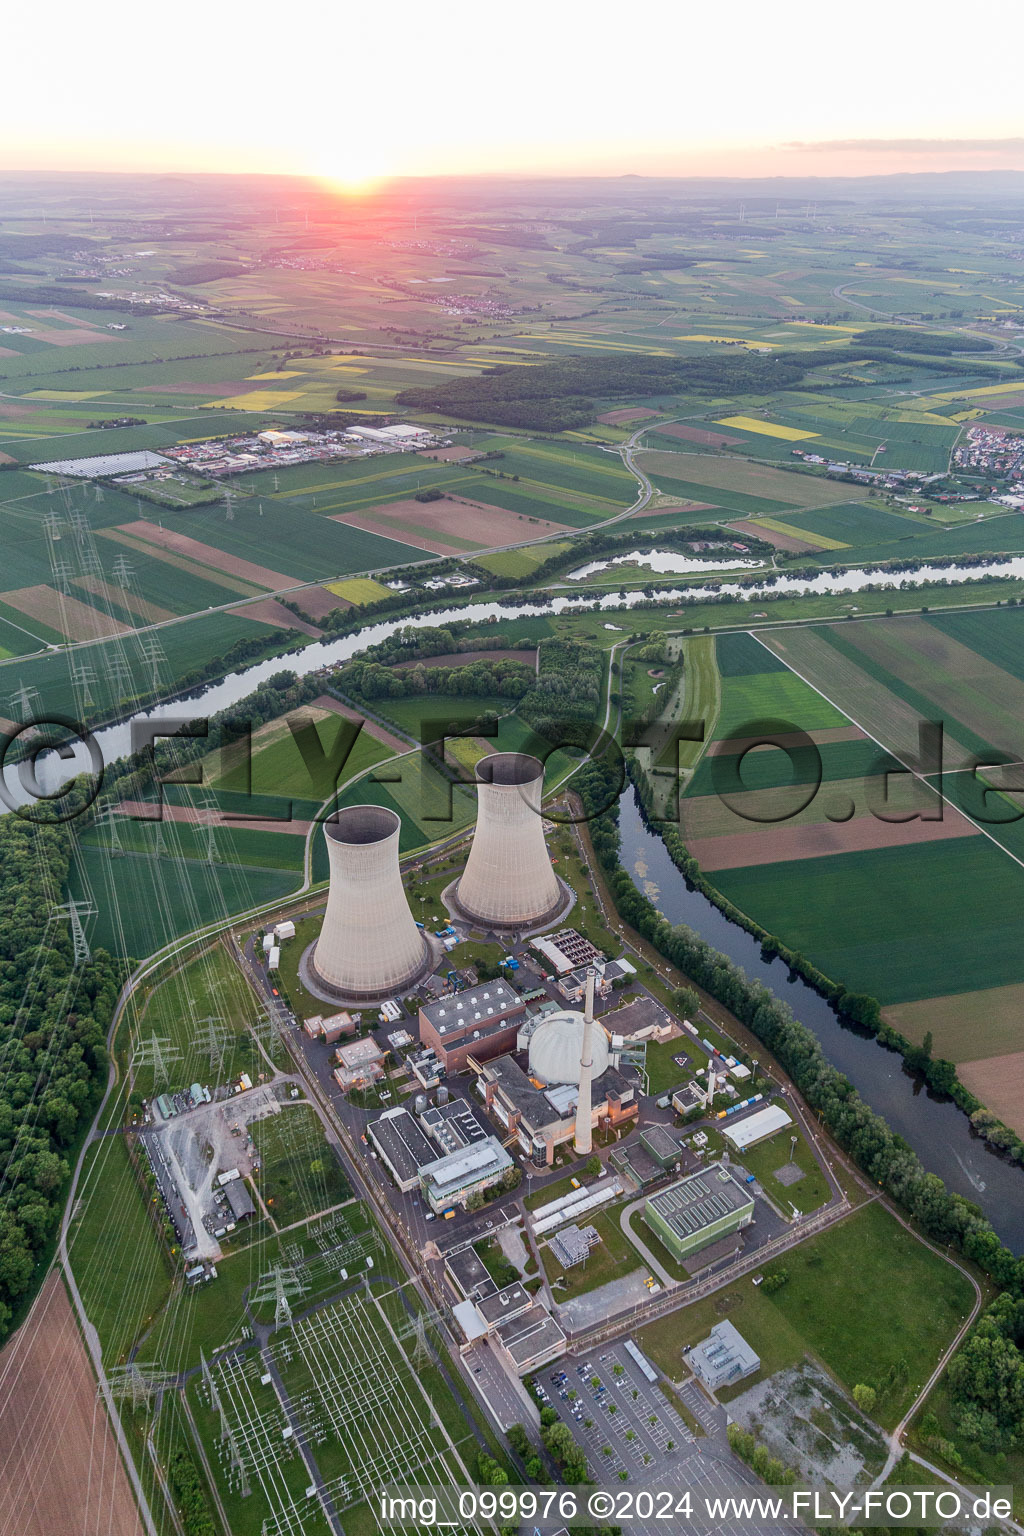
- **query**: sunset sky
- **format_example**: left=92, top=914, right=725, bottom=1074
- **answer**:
left=6, top=0, right=1024, bottom=184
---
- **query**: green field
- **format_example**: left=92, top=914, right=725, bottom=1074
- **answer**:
left=473, top=539, right=572, bottom=577
left=638, top=1202, right=974, bottom=1427
left=735, top=1127, right=830, bottom=1215
left=714, top=667, right=850, bottom=738
left=712, top=835, right=1024, bottom=1004
left=541, top=1207, right=643, bottom=1298
left=214, top=710, right=392, bottom=802
left=71, top=841, right=298, bottom=960
left=252, top=1104, right=350, bottom=1226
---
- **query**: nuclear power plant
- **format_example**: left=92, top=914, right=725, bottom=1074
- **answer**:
left=308, top=806, right=431, bottom=1002
left=453, top=752, right=564, bottom=930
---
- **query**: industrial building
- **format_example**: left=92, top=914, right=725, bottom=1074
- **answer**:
left=685, top=1321, right=760, bottom=1392
left=531, top=929, right=605, bottom=975
left=493, top=1306, right=567, bottom=1372
left=454, top=754, right=563, bottom=930
left=302, top=1011, right=358, bottom=1045
left=332, top=1036, right=387, bottom=1092
left=548, top=1223, right=601, bottom=1268
left=600, top=995, right=673, bottom=1043
left=309, top=806, right=431, bottom=1001
left=643, top=1164, right=754, bottom=1264
left=556, top=957, right=635, bottom=1005
left=418, top=980, right=525, bottom=1072
left=479, top=1052, right=637, bottom=1165
left=612, top=1125, right=690, bottom=1187
left=528, top=1001, right=609, bottom=1087
left=451, top=1283, right=566, bottom=1372
left=419, top=1136, right=513, bottom=1212
left=721, top=1102, right=792, bottom=1153
left=368, top=1107, right=437, bottom=1191
left=224, top=1180, right=255, bottom=1222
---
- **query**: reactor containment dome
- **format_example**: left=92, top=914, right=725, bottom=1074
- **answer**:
left=454, top=752, right=562, bottom=930
left=528, top=1007, right=610, bottom=1086
left=310, top=806, right=430, bottom=1002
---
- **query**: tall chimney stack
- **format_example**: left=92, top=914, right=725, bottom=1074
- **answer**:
left=573, top=970, right=597, bottom=1155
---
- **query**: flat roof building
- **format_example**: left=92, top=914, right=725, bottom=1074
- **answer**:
left=303, top=1011, right=358, bottom=1044
left=419, top=1135, right=514, bottom=1212
left=721, top=1103, right=792, bottom=1153
left=643, top=1164, right=754, bottom=1264
left=446, top=1247, right=496, bottom=1303
left=640, top=1125, right=687, bottom=1168
left=686, top=1321, right=760, bottom=1392
left=602, top=995, right=672, bottom=1043
left=333, top=1036, right=387, bottom=1092
left=531, top=930, right=605, bottom=975
left=419, top=981, right=525, bottom=1072
left=225, top=1180, right=256, bottom=1222
left=476, top=1283, right=532, bottom=1329
left=368, top=1107, right=436, bottom=1191
left=495, top=1306, right=567, bottom=1373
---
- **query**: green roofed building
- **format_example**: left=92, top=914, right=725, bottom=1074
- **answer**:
left=643, top=1163, right=754, bottom=1263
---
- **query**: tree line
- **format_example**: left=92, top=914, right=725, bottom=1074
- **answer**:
left=0, top=817, right=121, bottom=1342
left=573, top=752, right=1024, bottom=1461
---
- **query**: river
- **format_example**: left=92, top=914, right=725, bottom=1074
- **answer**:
left=14, top=562, right=1024, bottom=1246
left=20, top=550, right=1024, bottom=797
left=618, top=789, right=1024, bottom=1249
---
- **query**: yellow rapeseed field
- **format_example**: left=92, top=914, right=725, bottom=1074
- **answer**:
left=716, top=415, right=820, bottom=441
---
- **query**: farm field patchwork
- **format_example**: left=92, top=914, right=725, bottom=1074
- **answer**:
left=681, top=621, right=1024, bottom=1015
left=713, top=834, right=1024, bottom=1005
left=330, top=493, right=571, bottom=554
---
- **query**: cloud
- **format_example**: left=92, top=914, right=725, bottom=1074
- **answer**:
left=782, top=138, right=1024, bottom=154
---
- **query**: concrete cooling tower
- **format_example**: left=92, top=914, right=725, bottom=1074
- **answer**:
left=310, top=806, right=430, bottom=1001
left=455, top=752, right=562, bottom=930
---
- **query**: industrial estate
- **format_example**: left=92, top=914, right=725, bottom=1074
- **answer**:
left=4, top=159, right=1024, bottom=1536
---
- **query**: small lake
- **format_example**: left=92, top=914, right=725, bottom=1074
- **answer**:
left=567, top=549, right=763, bottom=580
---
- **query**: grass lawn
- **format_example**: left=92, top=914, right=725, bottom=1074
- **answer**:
left=735, top=1127, right=831, bottom=1215
left=68, top=1134, right=174, bottom=1365
left=252, top=1103, right=350, bottom=1226
left=272, top=913, right=329, bottom=1020
left=524, top=1172, right=587, bottom=1212
left=639, top=1202, right=973, bottom=1427
left=643, top=1036, right=699, bottom=1095
left=541, top=1208, right=643, bottom=1299
left=475, top=1236, right=520, bottom=1287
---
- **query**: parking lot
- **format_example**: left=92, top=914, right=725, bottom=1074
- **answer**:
left=544, top=1340, right=792, bottom=1536
left=542, top=1339, right=695, bottom=1483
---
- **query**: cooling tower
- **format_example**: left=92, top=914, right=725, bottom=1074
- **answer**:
left=455, top=752, right=562, bottom=929
left=310, top=806, right=430, bottom=1001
